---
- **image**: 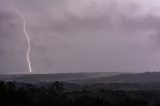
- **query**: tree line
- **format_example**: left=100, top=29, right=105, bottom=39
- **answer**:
left=0, top=81, right=160, bottom=106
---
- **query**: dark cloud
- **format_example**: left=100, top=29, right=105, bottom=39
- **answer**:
left=0, top=0, right=160, bottom=73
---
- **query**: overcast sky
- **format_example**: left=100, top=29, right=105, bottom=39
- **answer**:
left=1, top=0, right=160, bottom=74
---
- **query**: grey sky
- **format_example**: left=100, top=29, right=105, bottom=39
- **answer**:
left=0, top=0, right=160, bottom=73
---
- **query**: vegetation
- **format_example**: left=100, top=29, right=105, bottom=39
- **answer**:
left=0, top=81, right=160, bottom=106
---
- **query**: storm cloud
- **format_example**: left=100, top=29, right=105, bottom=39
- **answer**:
left=0, top=0, right=160, bottom=73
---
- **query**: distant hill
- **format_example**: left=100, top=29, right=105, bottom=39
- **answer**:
left=0, top=72, right=124, bottom=83
left=2, top=72, right=160, bottom=85
left=81, top=72, right=160, bottom=84
left=2, top=72, right=160, bottom=91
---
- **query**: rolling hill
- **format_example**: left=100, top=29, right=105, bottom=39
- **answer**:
left=81, top=72, right=160, bottom=84
left=0, top=72, right=124, bottom=83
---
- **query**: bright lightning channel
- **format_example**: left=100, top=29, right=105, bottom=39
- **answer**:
left=10, top=0, right=33, bottom=73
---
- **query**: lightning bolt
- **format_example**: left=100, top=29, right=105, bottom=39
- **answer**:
left=9, top=0, right=33, bottom=73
